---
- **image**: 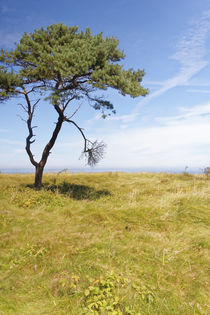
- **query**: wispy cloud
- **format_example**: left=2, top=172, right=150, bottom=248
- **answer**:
left=186, top=89, right=210, bottom=93
left=171, top=12, right=210, bottom=70
left=157, top=102, right=210, bottom=123
left=116, top=10, right=210, bottom=123
left=99, top=102, right=210, bottom=168
left=106, top=112, right=137, bottom=122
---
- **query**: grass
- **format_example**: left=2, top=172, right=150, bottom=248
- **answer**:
left=0, top=171, right=209, bottom=314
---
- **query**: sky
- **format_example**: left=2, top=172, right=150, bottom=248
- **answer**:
left=1, top=0, right=210, bottom=171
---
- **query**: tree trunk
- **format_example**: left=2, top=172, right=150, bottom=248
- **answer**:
left=34, top=164, right=44, bottom=188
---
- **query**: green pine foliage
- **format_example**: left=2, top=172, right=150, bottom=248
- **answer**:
left=0, top=23, right=148, bottom=111
left=0, top=24, right=148, bottom=187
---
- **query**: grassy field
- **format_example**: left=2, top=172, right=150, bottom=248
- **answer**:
left=0, top=172, right=209, bottom=314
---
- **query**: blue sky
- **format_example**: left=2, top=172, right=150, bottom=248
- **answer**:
left=1, top=0, right=210, bottom=171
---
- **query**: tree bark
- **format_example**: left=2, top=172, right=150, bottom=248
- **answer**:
left=33, top=111, right=64, bottom=187
left=34, top=164, right=44, bottom=188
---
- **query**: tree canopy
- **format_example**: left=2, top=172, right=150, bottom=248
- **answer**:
left=0, top=23, right=148, bottom=187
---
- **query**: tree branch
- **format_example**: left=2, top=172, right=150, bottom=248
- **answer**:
left=23, top=90, right=38, bottom=167
left=31, top=98, right=40, bottom=116
left=64, top=116, right=105, bottom=166
left=63, top=95, right=78, bottom=111
left=17, top=114, right=27, bottom=123
left=26, top=85, right=46, bottom=94
left=18, top=103, right=28, bottom=113
left=64, top=116, right=88, bottom=151
left=68, top=104, right=81, bottom=119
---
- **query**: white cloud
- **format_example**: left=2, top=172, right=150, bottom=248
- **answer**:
left=186, top=89, right=210, bottom=93
left=157, top=102, right=210, bottom=123
left=116, top=10, right=210, bottom=123
left=171, top=12, right=210, bottom=69
left=98, top=102, right=210, bottom=168
left=107, top=112, right=138, bottom=123
left=2, top=103, right=210, bottom=169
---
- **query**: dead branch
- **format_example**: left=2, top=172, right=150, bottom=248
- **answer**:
left=31, top=98, right=40, bottom=115
left=81, top=140, right=106, bottom=166
left=23, top=90, right=38, bottom=167
left=17, top=114, right=27, bottom=123
left=68, top=104, right=82, bottom=119
left=18, top=103, right=28, bottom=113
left=64, top=116, right=106, bottom=166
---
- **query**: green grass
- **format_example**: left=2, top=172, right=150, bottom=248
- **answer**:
left=0, top=172, right=209, bottom=314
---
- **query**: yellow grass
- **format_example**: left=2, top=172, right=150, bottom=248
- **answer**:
left=0, top=172, right=209, bottom=314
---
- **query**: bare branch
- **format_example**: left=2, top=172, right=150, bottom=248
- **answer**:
left=64, top=117, right=88, bottom=150
left=17, top=114, right=27, bottom=123
left=64, top=116, right=106, bottom=166
left=26, top=85, right=46, bottom=94
left=18, top=103, right=28, bottom=113
left=32, top=98, right=40, bottom=115
left=81, top=140, right=106, bottom=166
left=23, top=90, right=38, bottom=167
left=76, top=79, right=89, bottom=85
left=68, top=104, right=82, bottom=119
left=16, top=115, right=27, bottom=123
left=15, top=90, right=25, bottom=95
left=63, top=95, right=78, bottom=111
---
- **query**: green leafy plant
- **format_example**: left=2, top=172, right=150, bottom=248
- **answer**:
left=81, top=272, right=146, bottom=314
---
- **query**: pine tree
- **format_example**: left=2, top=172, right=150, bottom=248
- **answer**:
left=0, top=23, right=148, bottom=187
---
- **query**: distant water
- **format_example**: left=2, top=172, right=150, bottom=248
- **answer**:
left=0, top=166, right=203, bottom=174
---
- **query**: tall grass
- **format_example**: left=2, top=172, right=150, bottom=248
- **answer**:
left=0, top=172, right=209, bottom=314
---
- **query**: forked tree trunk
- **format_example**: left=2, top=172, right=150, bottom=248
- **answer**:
left=24, top=93, right=64, bottom=189
left=34, top=164, right=44, bottom=188
left=33, top=112, right=64, bottom=188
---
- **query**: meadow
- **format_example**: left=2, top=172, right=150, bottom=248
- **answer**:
left=0, top=172, right=209, bottom=314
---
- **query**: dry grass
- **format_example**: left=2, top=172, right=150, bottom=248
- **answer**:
left=0, top=172, right=209, bottom=314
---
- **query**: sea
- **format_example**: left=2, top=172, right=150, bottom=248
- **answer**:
left=0, top=166, right=204, bottom=174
